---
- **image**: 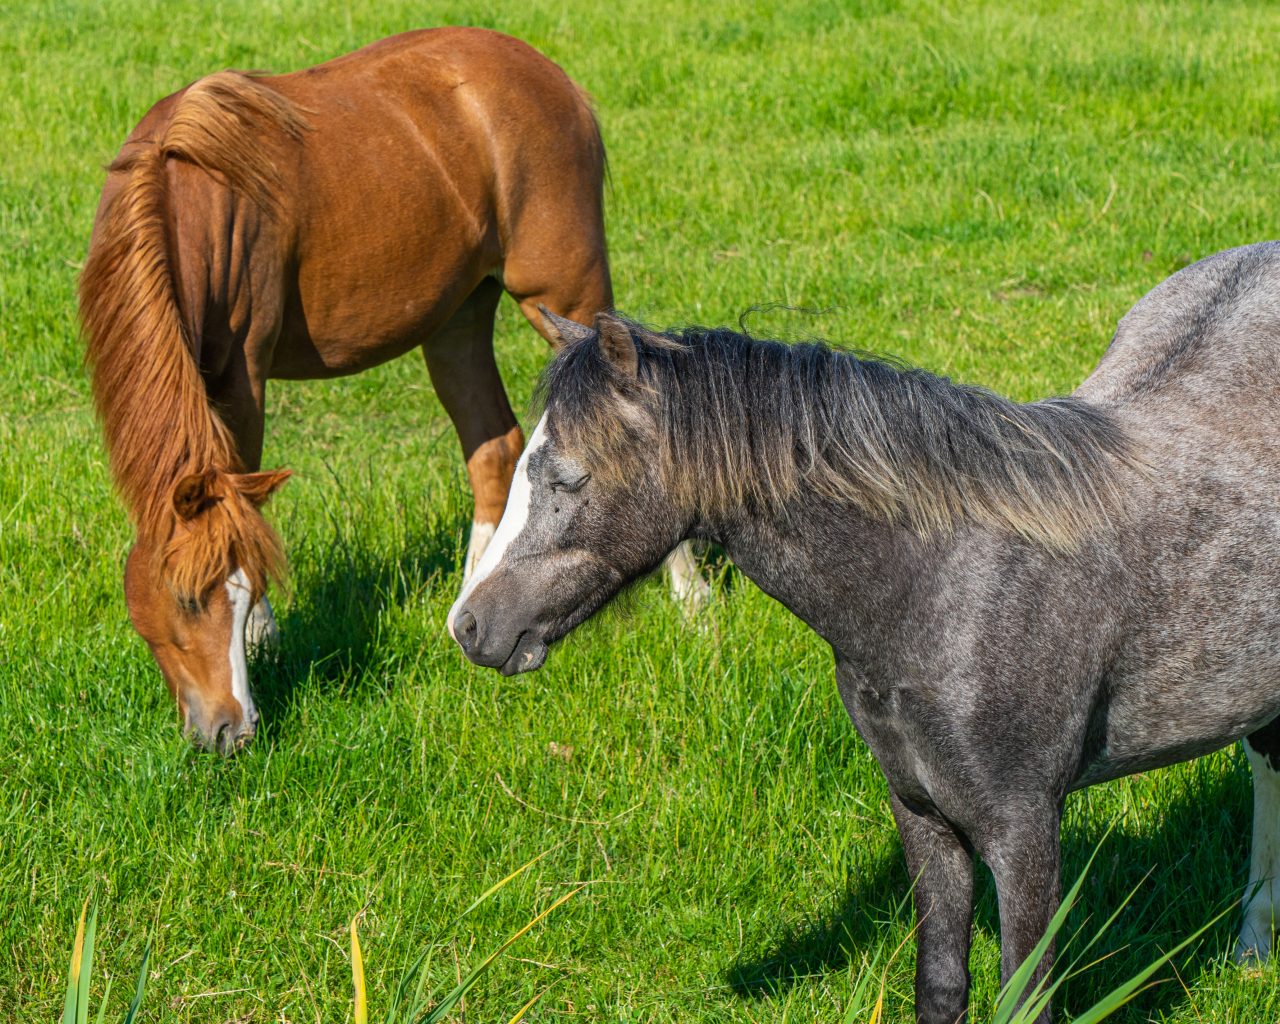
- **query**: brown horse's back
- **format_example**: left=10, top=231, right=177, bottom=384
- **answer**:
left=110, top=27, right=609, bottom=382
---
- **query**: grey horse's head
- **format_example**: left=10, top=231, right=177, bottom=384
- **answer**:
left=448, top=310, right=685, bottom=674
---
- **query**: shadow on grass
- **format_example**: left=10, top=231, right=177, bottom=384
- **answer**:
left=249, top=504, right=466, bottom=725
left=725, top=845, right=912, bottom=999
left=727, top=756, right=1251, bottom=1022
left=249, top=515, right=729, bottom=734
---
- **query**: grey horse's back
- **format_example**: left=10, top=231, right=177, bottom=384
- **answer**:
left=1079, top=241, right=1280, bottom=413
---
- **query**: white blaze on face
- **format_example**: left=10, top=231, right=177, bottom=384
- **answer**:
left=449, top=414, right=549, bottom=639
left=1237, top=737, right=1280, bottom=961
left=225, top=569, right=259, bottom=729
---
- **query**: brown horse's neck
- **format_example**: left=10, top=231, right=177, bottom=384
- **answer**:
left=81, top=146, right=241, bottom=530
left=80, top=73, right=304, bottom=599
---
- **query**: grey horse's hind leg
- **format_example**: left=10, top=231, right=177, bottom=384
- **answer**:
left=1237, top=717, right=1280, bottom=961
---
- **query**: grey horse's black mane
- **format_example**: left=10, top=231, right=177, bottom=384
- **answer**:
left=542, top=314, right=1135, bottom=548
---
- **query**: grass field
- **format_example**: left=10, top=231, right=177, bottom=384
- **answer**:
left=4, top=1, right=1280, bottom=1020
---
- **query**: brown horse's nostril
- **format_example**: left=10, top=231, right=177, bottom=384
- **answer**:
left=214, top=722, right=230, bottom=754
left=455, top=609, right=478, bottom=653
left=203, top=715, right=248, bottom=757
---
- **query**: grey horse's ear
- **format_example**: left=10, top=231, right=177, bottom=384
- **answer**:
left=593, top=313, right=639, bottom=378
left=538, top=305, right=595, bottom=346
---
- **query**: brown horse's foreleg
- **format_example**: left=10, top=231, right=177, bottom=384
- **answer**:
left=423, top=278, right=522, bottom=581
left=207, top=349, right=279, bottom=649
left=501, top=224, right=612, bottom=348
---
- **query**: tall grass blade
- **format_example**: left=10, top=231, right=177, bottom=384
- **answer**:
left=62, top=898, right=89, bottom=1024
left=407, top=944, right=436, bottom=1022
left=77, top=902, right=98, bottom=1024
left=93, top=974, right=113, bottom=1024
left=842, top=882, right=917, bottom=1023
left=1067, top=904, right=1235, bottom=1024
left=841, top=946, right=885, bottom=1024
left=993, top=824, right=1237, bottom=1024
left=351, top=917, right=368, bottom=1024
left=385, top=846, right=562, bottom=1023
left=417, top=885, right=582, bottom=1024
left=121, top=943, right=150, bottom=1024
left=1007, top=869, right=1159, bottom=1023
left=452, top=846, right=560, bottom=929
left=868, top=981, right=885, bottom=1024
left=994, top=838, right=1106, bottom=1024
left=505, top=987, right=549, bottom=1024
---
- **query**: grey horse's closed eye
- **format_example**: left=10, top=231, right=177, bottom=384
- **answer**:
left=551, top=473, right=590, bottom=493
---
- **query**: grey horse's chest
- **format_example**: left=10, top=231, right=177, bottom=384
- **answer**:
left=833, top=658, right=972, bottom=813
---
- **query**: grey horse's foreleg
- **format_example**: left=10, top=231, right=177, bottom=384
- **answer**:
left=891, top=792, right=975, bottom=1024
left=1237, top=718, right=1280, bottom=961
left=982, top=806, right=1061, bottom=1024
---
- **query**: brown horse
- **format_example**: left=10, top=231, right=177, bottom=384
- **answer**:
left=80, top=28, right=615, bottom=753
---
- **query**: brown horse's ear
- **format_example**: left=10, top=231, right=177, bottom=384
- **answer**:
left=594, top=313, right=638, bottom=378
left=232, top=468, right=292, bottom=507
left=173, top=470, right=223, bottom=521
left=538, top=305, right=595, bottom=347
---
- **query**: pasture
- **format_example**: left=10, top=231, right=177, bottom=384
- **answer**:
left=4, top=0, right=1280, bottom=1020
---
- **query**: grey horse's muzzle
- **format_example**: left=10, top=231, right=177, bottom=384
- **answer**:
left=451, top=604, right=549, bottom=676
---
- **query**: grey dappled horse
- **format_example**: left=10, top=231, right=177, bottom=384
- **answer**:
left=449, top=243, right=1280, bottom=1023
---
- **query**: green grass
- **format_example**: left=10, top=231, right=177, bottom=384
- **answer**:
left=4, top=0, right=1280, bottom=1020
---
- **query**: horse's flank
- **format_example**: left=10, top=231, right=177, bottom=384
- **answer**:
left=545, top=316, right=1137, bottom=550
left=80, top=72, right=306, bottom=601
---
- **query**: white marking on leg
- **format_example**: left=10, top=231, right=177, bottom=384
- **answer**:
left=449, top=415, right=549, bottom=638
left=1236, top=736, right=1280, bottom=961
left=463, top=521, right=497, bottom=584
left=665, top=540, right=711, bottom=611
left=246, top=595, right=279, bottom=653
left=225, top=569, right=259, bottom=731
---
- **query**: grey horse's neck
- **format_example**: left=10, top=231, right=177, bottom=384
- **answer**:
left=699, top=494, right=927, bottom=666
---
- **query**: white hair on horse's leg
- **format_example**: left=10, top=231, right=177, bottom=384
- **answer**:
left=225, top=569, right=259, bottom=731
left=246, top=594, right=280, bottom=653
left=665, top=541, right=711, bottom=612
left=1236, top=736, right=1280, bottom=962
left=463, top=521, right=497, bottom=584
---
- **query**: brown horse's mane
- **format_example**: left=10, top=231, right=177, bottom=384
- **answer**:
left=80, top=72, right=309, bottom=602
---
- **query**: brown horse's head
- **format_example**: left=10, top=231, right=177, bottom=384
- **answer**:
left=124, top=467, right=290, bottom=754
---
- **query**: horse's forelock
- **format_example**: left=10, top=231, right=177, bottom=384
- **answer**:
left=160, top=477, right=285, bottom=607
left=539, top=320, right=672, bottom=493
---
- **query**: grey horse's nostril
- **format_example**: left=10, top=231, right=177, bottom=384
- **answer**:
left=455, top=609, right=478, bottom=651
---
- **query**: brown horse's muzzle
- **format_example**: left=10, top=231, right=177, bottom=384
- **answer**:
left=183, top=699, right=258, bottom=756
